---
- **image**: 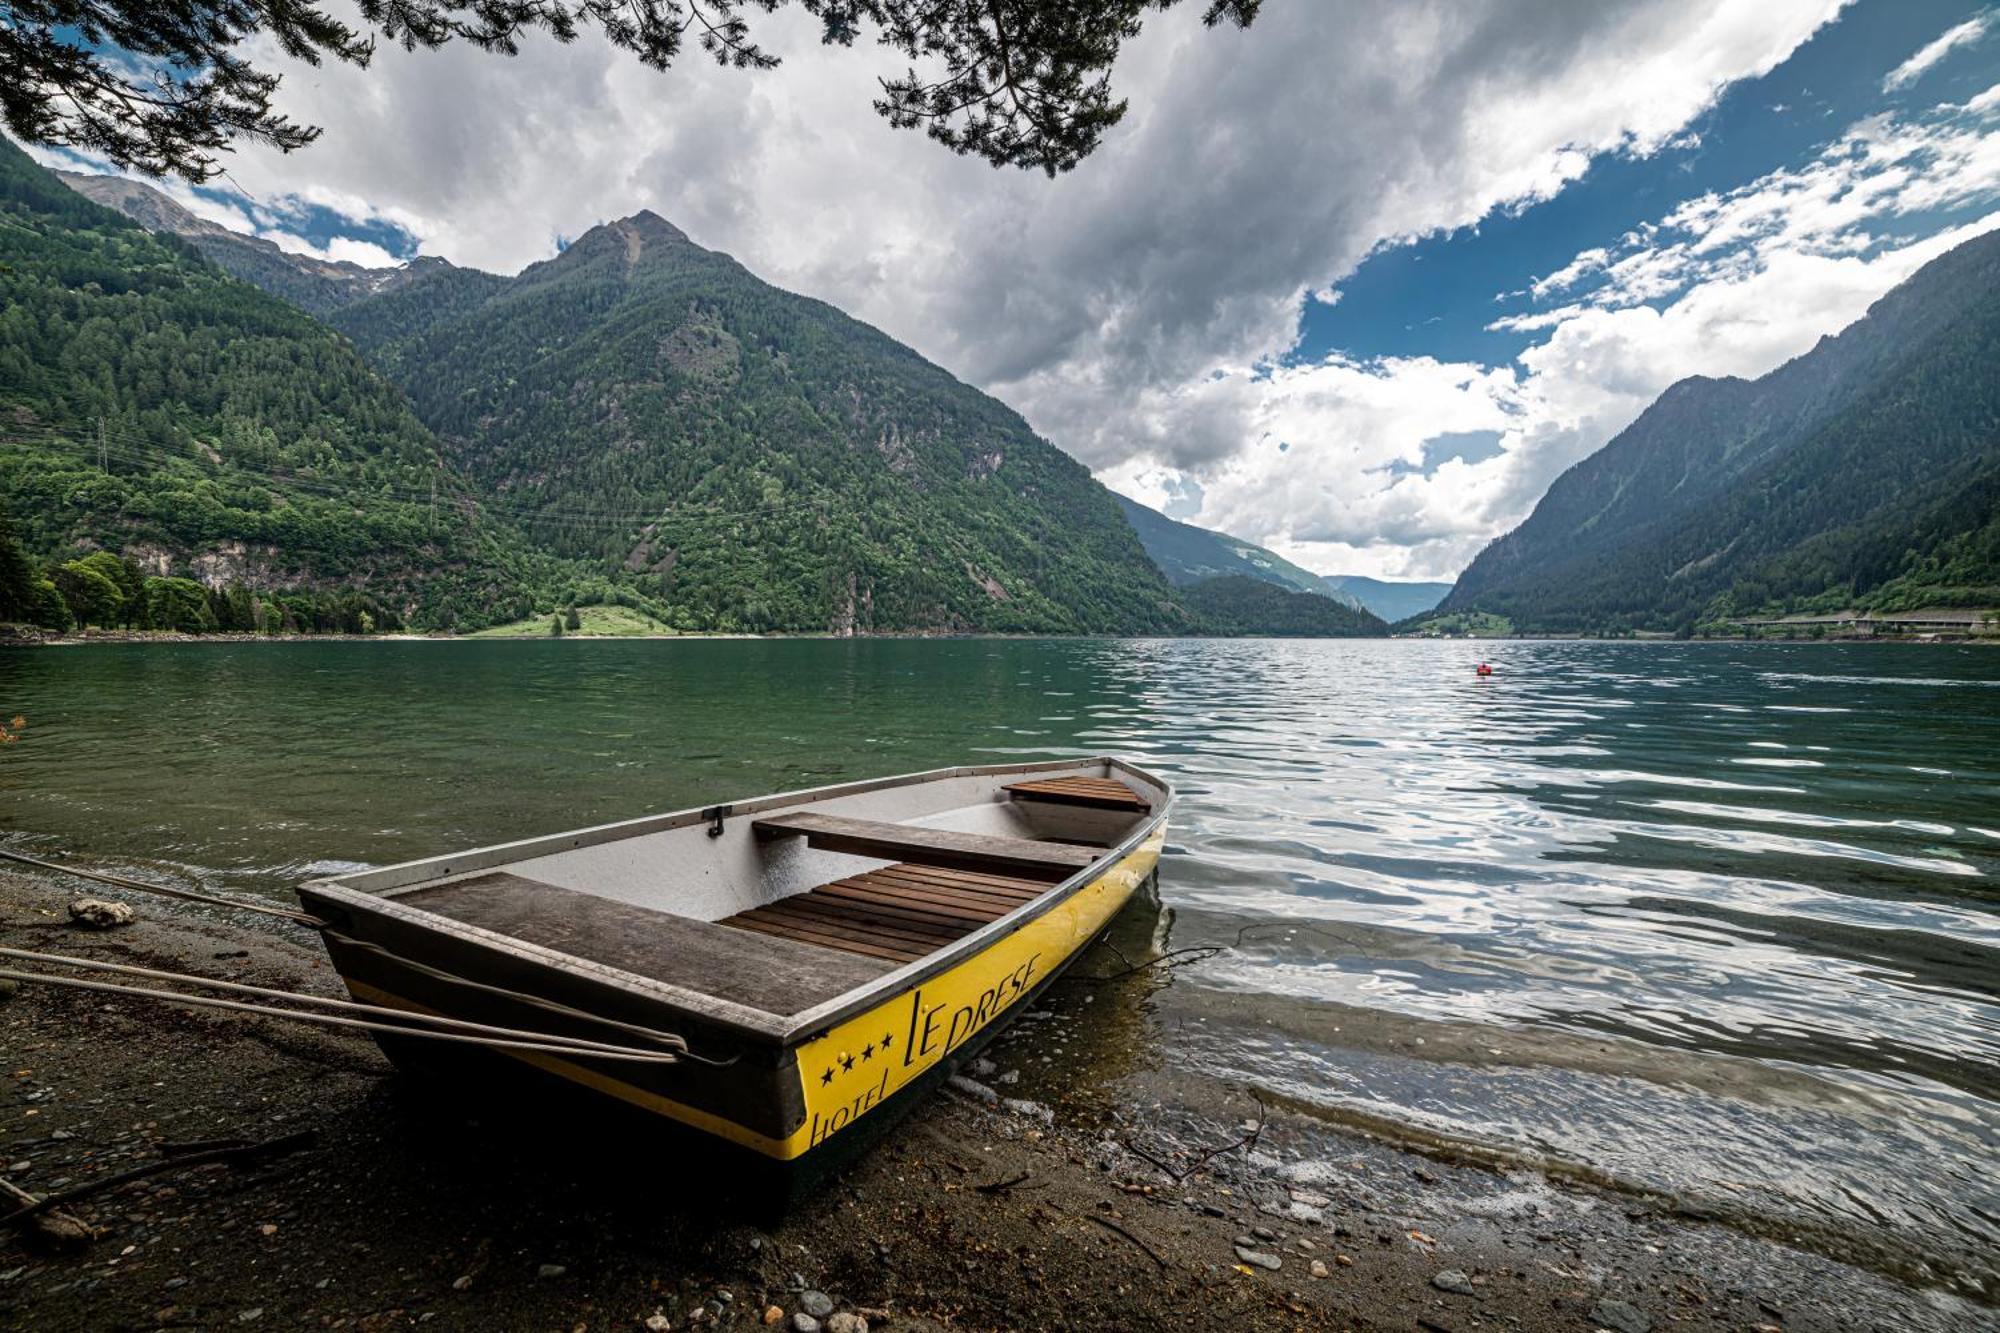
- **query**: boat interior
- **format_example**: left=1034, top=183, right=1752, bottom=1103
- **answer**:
left=323, top=761, right=1164, bottom=1020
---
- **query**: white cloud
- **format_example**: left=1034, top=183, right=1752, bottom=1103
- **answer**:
left=260, top=231, right=403, bottom=268
left=1530, top=247, right=1611, bottom=299
left=1883, top=13, right=1990, bottom=92
left=1171, top=95, right=2000, bottom=581
left=1501, top=99, right=2000, bottom=324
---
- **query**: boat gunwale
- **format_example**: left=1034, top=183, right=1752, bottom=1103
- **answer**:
left=299, top=756, right=1171, bottom=1046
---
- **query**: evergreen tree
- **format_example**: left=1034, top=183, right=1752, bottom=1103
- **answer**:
left=51, top=558, right=125, bottom=626
left=0, top=505, right=38, bottom=623
left=0, top=2, right=1258, bottom=182
left=141, top=577, right=217, bottom=632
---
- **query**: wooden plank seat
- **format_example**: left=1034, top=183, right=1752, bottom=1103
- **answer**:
left=398, top=872, right=895, bottom=1016
left=1003, top=775, right=1151, bottom=812
left=750, top=811, right=1097, bottom=878
left=718, top=863, right=1049, bottom=964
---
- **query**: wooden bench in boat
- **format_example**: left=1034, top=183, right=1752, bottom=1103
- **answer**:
left=718, top=863, right=1049, bottom=964
left=1003, top=775, right=1150, bottom=812
left=750, top=812, right=1097, bottom=878
left=399, top=873, right=896, bottom=1016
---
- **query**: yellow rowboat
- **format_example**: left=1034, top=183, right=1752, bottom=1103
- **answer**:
left=298, top=758, right=1170, bottom=1172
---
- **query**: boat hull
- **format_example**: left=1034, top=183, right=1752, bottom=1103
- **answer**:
left=305, top=818, right=1165, bottom=1168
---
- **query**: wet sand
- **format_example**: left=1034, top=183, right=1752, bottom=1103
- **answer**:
left=0, top=868, right=1975, bottom=1331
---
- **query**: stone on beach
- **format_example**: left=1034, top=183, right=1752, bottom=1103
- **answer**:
left=1233, top=1245, right=1282, bottom=1271
left=1591, top=1297, right=1652, bottom=1333
left=1002, top=1097, right=1054, bottom=1125
left=68, top=897, right=134, bottom=928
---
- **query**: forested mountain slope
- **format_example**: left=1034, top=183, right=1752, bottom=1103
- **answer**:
left=329, top=211, right=1189, bottom=634
left=1113, top=493, right=1449, bottom=620
left=1438, top=229, right=2000, bottom=632
left=1176, top=575, right=1385, bottom=636
left=1111, top=493, right=1327, bottom=592
left=0, top=137, right=561, bottom=630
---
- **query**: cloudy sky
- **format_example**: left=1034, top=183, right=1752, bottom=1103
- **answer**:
left=41, top=0, right=2000, bottom=580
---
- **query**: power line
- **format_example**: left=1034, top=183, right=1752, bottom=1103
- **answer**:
left=0, top=422, right=842, bottom=524
left=0, top=428, right=843, bottom=529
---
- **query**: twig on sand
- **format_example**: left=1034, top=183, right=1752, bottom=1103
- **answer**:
left=0, top=1130, right=317, bottom=1227
left=973, top=1170, right=1032, bottom=1195
left=160, top=1137, right=251, bottom=1156
left=1, top=1175, right=97, bottom=1245
left=1084, top=1213, right=1168, bottom=1269
left=1122, top=1095, right=1268, bottom=1183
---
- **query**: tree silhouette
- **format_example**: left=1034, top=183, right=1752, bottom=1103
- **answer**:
left=0, top=0, right=1260, bottom=182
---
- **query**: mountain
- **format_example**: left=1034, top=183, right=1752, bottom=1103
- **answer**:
left=1112, top=493, right=1327, bottom=592
left=45, top=164, right=1385, bottom=637
left=1317, top=574, right=1451, bottom=622
left=52, top=171, right=441, bottom=317
left=1176, top=575, right=1385, bottom=636
left=1438, top=229, right=2000, bottom=633
left=1112, top=492, right=1444, bottom=620
left=0, top=136, right=562, bottom=630
left=324, top=211, right=1189, bottom=634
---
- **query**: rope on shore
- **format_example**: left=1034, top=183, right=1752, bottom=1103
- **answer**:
left=1, top=1132, right=317, bottom=1230
left=321, top=932, right=737, bottom=1065
left=0, top=847, right=322, bottom=925
left=0, top=949, right=686, bottom=1065
left=0, top=946, right=688, bottom=1059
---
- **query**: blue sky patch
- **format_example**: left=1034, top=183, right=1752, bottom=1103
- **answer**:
left=1293, top=0, right=1996, bottom=370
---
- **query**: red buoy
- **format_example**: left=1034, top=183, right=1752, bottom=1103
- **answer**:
left=1475, top=662, right=1493, bottom=676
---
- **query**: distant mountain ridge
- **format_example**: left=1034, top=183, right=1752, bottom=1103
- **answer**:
left=1110, top=493, right=1325, bottom=592
left=1112, top=493, right=1447, bottom=620
left=1438, top=228, right=2000, bottom=632
left=1318, top=574, right=1451, bottom=622
left=53, top=171, right=445, bottom=316
left=1177, top=575, right=1384, bottom=636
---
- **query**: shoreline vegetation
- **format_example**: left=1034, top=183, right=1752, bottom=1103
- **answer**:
left=6, top=622, right=1998, bottom=647
left=10, top=623, right=1376, bottom=645
left=0, top=866, right=1973, bottom=1331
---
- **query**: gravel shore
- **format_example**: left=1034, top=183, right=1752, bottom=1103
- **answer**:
left=0, top=868, right=1976, bottom=1331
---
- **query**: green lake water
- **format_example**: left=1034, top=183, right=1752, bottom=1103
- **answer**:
left=2, top=638, right=1996, bottom=1290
